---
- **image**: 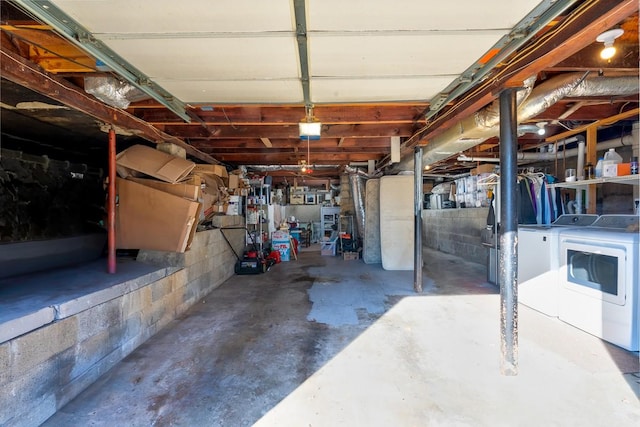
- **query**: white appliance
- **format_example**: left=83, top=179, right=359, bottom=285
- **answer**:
left=517, top=214, right=599, bottom=316
left=380, top=175, right=414, bottom=270
left=558, top=215, right=639, bottom=351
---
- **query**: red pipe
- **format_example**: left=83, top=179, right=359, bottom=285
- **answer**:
left=107, top=128, right=116, bottom=274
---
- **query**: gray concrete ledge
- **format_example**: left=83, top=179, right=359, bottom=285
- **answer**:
left=0, top=259, right=174, bottom=344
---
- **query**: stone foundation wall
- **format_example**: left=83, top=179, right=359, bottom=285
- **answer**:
left=0, top=148, right=105, bottom=242
left=0, top=216, right=244, bottom=427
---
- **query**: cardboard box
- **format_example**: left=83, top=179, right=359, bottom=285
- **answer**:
left=228, top=174, right=240, bottom=189
left=182, top=174, right=202, bottom=187
left=290, top=194, right=304, bottom=205
left=272, top=231, right=291, bottom=262
left=116, top=144, right=195, bottom=183
left=192, top=164, right=228, bottom=179
left=116, top=178, right=200, bottom=252
left=617, top=163, right=631, bottom=176
left=127, top=177, right=199, bottom=201
left=603, top=163, right=618, bottom=177
left=272, top=230, right=290, bottom=240
left=343, top=251, right=359, bottom=261
left=471, top=164, right=495, bottom=176
left=321, top=241, right=336, bottom=256
left=200, top=173, right=224, bottom=197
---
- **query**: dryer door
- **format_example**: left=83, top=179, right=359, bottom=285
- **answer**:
left=560, top=239, right=626, bottom=306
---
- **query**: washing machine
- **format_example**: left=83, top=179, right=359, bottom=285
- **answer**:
left=558, top=215, right=639, bottom=351
left=517, top=214, right=599, bottom=316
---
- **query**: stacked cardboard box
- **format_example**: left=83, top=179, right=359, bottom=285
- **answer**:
left=114, top=144, right=243, bottom=252
left=115, top=145, right=201, bottom=252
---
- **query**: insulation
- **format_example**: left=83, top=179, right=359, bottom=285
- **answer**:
left=363, top=179, right=381, bottom=264
left=391, top=73, right=639, bottom=171
left=84, top=76, right=149, bottom=109
left=348, top=172, right=366, bottom=241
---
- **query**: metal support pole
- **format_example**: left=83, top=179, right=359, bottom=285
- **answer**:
left=499, top=88, right=518, bottom=375
left=107, top=127, right=117, bottom=274
left=414, top=146, right=423, bottom=293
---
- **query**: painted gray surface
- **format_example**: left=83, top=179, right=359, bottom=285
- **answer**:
left=422, top=207, right=489, bottom=265
left=306, top=262, right=415, bottom=326
left=0, top=306, right=55, bottom=344
left=0, top=259, right=169, bottom=342
left=363, top=178, right=381, bottom=264
left=0, top=223, right=245, bottom=427
left=38, top=248, right=639, bottom=427
left=0, top=233, right=106, bottom=279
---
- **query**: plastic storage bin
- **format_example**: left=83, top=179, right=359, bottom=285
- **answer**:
left=320, top=240, right=336, bottom=256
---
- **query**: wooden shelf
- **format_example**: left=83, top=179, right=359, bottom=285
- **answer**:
left=548, top=175, right=639, bottom=188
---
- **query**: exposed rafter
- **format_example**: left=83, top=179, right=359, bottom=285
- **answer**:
left=0, top=45, right=219, bottom=164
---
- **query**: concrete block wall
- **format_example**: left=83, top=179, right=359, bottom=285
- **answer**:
left=1, top=216, right=244, bottom=427
left=137, top=215, right=245, bottom=309
left=422, top=208, right=488, bottom=266
left=284, top=204, right=321, bottom=225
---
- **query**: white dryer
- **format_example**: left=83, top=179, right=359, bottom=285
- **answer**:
left=517, top=214, right=599, bottom=317
left=558, top=215, right=639, bottom=351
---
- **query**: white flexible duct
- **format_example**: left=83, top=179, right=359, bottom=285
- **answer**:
left=344, top=166, right=373, bottom=240
left=390, top=73, right=639, bottom=172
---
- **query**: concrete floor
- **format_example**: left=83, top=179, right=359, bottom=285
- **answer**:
left=44, top=247, right=639, bottom=426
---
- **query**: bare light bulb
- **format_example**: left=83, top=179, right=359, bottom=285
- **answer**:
left=600, top=45, right=616, bottom=60
left=596, top=28, right=623, bottom=60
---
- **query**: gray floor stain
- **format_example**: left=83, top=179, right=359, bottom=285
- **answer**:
left=306, top=266, right=415, bottom=327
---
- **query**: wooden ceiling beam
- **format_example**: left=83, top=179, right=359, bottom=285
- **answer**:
left=259, top=137, right=273, bottom=148
left=134, top=104, right=426, bottom=125
left=188, top=137, right=394, bottom=149
left=530, top=102, right=638, bottom=121
left=202, top=147, right=389, bottom=155
left=212, top=153, right=382, bottom=164
left=545, top=43, right=639, bottom=72
left=410, top=0, right=638, bottom=149
left=159, top=123, right=415, bottom=139
left=0, top=45, right=220, bottom=165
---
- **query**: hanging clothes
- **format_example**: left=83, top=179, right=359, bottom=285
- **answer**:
left=517, top=176, right=537, bottom=224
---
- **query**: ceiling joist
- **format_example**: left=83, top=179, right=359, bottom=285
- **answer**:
left=0, top=45, right=219, bottom=164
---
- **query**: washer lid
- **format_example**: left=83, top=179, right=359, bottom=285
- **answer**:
left=589, top=215, right=639, bottom=230
left=552, top=214, right=599, bottom=226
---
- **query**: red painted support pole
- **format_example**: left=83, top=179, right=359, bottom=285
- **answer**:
left=107, top=127, right=117, bottom=274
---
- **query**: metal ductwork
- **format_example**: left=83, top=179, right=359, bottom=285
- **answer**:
left=389, top=72, right=640, bottom=172
left=458, top=134, right=637, bottom=163
left=244, top=165, right=340, bottom=172
left=344, top=166, right=371, bottom=241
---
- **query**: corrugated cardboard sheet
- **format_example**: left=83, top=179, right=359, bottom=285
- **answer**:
left=116, top=144, right=195, bottom=183
left=116, top=178, right=200, bottom=252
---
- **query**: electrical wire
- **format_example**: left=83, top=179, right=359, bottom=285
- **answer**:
left=221, top=107, right=239, bottom=130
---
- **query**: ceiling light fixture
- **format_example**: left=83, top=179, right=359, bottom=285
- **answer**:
left=299, top=106, right=321, bottom=140
left=596, top=28, right=624, bottom=60
left=300, top=135, right=312, bottom=174
left=517, top=123, right=546, bottom=137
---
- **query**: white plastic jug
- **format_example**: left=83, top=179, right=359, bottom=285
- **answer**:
left=595, top=158, right=604, bottom=178
left=603, top=148, right=623, bottom=164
